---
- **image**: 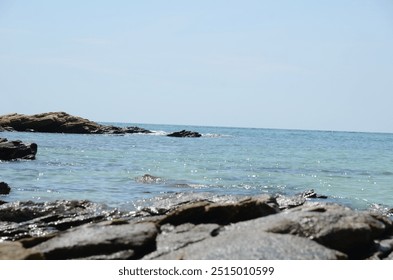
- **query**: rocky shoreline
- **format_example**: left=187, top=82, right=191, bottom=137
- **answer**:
left=1, top=112, right=392, bottom=260
left=1, top=190, right=392, bottom=260
left=0, top=112, right=203, bottom=161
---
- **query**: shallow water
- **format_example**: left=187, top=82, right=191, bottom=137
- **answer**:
left=1, top=124, right=392, bottom=211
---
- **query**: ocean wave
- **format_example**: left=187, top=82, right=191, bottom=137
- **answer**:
left=202, top=133, right=231, bottom=138
left=149, top=130, right=168, bottom=136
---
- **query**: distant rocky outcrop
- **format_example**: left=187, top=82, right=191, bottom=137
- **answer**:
left=0, top=138, right=37, bottom=160
left=0, top=112, right=151, bottom=135
left=167, top=130, right=202, bottom=138
left=0, top=192, right=392, bottom=260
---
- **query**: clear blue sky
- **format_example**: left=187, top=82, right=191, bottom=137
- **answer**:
left=1, top=0, right=392, bottom=132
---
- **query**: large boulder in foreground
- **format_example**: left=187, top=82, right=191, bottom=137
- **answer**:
left=228, top=202, right=393, bottom=258
left=151, top=228, right=347, bottom=260
left=0, top=138, right=37, bottom=160
left=0, top=112, right=151, bottom=134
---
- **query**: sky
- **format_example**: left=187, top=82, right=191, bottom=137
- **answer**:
left=1, top=0, right=392, bottom=133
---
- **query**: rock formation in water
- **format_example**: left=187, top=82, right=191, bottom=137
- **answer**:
left=0, top=182, right=11, bottom=195
left=0, top=112, right=151, bottom=135
left=167, top=130, right=202, bottom=138
left=0, top=138, right=37, bottom=161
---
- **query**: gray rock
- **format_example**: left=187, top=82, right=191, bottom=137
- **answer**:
left=228, top=202, right=393, bottom=258
left=2, top=193, right=391, bottom=260
left=0, top=182, right=11, bottom=195
left=34, top=221, right=157, bottom=259
left=144, top=223, right=221, bottom=259
left=133, top=192, right=256, bottom=217
left=276, top=194, right=306, bottom=209
left=159, top=195, right=279, bottom=226
left=0, top=138, right=37, bottom=160
left=0, top=241, right=43, bottom=260
left=152, top=230, right=346, bottom=260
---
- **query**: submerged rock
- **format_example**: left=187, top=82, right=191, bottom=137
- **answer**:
left=0, top=138, right=37, bottom=160
left=167, top=130, right=202, bottom=138
left=0, top=182, right=11, bottom=195
left=135, top=174, right=163, bottom=184
left=276, top=189, right=328, bottom=210
left=0, top=112, right=151, bottom=135
left=299, top=189, right=328, bottom=199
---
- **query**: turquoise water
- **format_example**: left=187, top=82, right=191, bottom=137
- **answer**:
left=1, top=124, right=392, bottom=211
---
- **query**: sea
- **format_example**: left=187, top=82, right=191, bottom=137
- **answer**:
left=1, top=123, right=392, bottom=212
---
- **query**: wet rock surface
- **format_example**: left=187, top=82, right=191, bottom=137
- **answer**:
left=0, top=193, right=392, bottom=260
left=0, top=200, right=123, bottom=242
left=275, top=189, right=328, bottom=210
left=0, top=112, right=151, bottom=135
left=0, top=138, right=38, bottom=160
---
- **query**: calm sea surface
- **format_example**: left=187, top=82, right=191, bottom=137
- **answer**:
left=1, top=124, right=392, bottom=211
